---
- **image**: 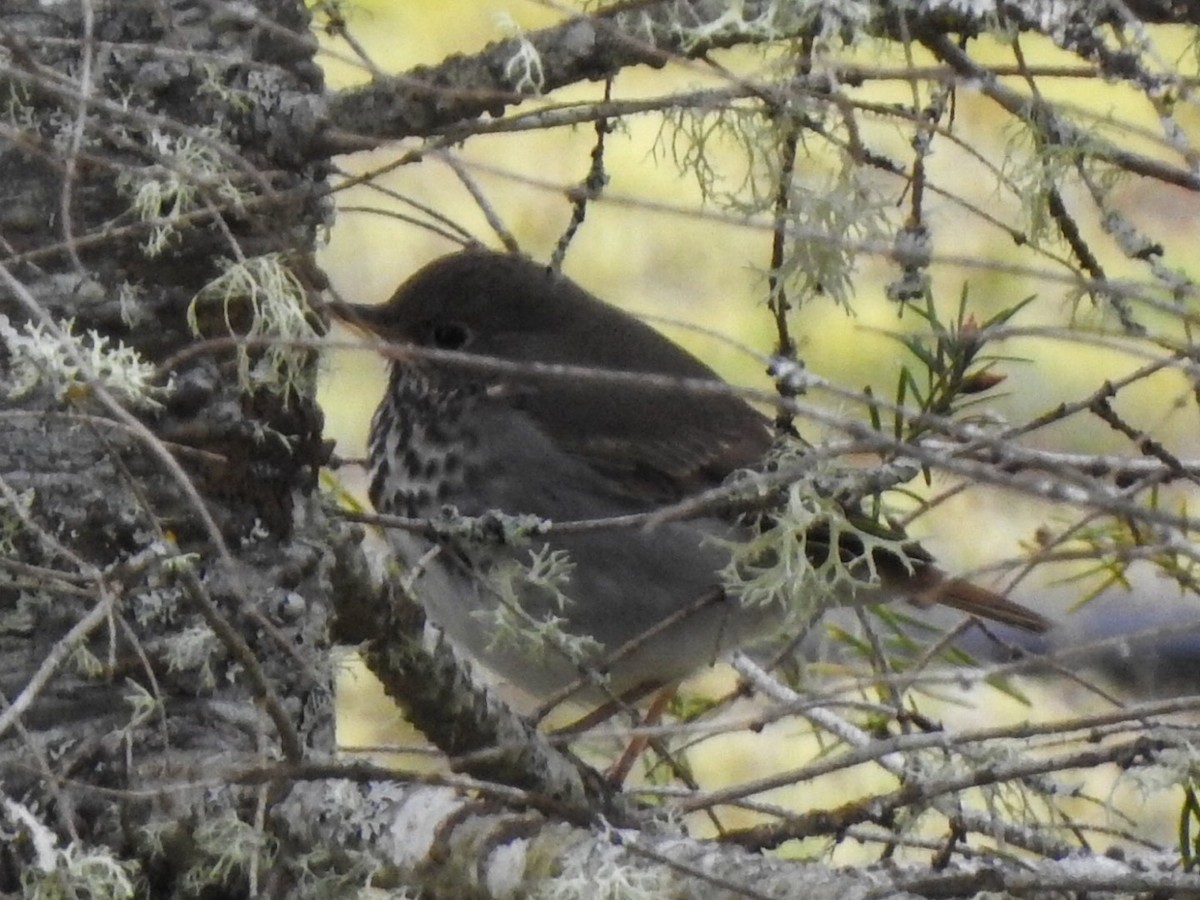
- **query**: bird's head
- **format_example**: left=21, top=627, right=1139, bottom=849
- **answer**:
left=327, top=247, right=727, bottom=381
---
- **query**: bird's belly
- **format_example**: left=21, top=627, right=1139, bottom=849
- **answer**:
left=391, top=520, right=786, bottom=699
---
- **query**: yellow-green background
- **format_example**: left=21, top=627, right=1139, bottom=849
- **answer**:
left=316, top=1, right=1200, bottom=856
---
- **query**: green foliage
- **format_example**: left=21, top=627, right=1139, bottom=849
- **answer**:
left=883, top=285, right=1034, bottom=449
left=1030, top=486, right=1200, bottom=605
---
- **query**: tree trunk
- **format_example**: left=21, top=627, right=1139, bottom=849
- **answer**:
left=7, top=1, right=1200, bottom=897
left=0, top=1, right=337, bottom=893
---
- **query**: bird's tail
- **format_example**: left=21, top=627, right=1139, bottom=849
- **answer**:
left=912, top=570, right=1052, bottom=633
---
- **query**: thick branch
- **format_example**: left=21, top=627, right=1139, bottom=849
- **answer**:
left=324, top=0, right=1200, bottom=146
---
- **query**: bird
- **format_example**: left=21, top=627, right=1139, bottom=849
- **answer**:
left=331, top=247, right=1050, bottom=704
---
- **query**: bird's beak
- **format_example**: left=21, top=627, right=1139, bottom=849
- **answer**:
left=326, top=300, right=386, bottom=337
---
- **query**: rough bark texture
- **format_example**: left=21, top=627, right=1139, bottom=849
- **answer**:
left=323, top=0, right=1200, bottom=147
left=0, top=0, right=340, bottom=893
left=7, top=1, right=1200, bottom=897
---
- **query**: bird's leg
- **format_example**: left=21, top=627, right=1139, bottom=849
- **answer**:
left=550, top=683, right=700, bottom=793
left=604, top=684, right=678, bottom=787
left=551, top=679, right=664, bottom=736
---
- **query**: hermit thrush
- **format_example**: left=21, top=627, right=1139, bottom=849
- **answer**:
left=333, top=248, right=1049, bottom=701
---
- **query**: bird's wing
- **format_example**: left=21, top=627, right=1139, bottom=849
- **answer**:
left=507, top=376, right=774, bottom=507
left=497, top=374, right=1052, bottom=633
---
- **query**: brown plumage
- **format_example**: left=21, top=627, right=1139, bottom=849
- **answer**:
left=333, top=248, right=1049, bottom=698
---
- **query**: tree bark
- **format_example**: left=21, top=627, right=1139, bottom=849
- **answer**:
left=7, top=1, right=1200, bottom=896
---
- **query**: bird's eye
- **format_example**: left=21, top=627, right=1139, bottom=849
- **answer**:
left=428, top=321, right=471, bottom=349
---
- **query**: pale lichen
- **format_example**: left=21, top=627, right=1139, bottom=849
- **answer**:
left=188, top=254, right=319, bottom=399
left=0, top=314, right=172, bottom=409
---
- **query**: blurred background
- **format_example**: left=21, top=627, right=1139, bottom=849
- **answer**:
left=313, top=0, right=1200, bottom=856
